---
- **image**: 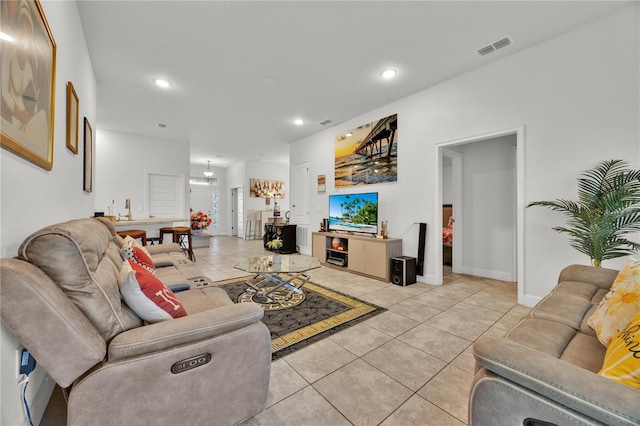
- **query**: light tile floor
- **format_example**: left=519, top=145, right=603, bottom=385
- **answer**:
left=41, top=235, right=529, bottom=425
left=194, top=236, right=530, bottom=426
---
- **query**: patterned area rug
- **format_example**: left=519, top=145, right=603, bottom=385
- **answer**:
left=217, top=276, right=386, bottom=360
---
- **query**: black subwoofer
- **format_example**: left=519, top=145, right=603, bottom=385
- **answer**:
left=391, top=256, right=417, bottom=286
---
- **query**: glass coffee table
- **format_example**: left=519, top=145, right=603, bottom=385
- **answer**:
left=234, top=255, right=321, bottom=307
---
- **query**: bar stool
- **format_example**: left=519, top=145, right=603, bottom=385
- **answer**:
left=245, top=210, right=261, bottom=240
left=146, top=236, right=161, bottom=245
left=116, top=229, right=147, bottom=246
left=159, top=226, right=195, bottom=262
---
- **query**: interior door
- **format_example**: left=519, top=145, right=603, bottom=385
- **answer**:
left=147, top=173, right=184, bottom=218
left=236, top=186, right=244, bottom=238
left=231, top=188, right=237, bottom=236
left=291, top=161, right=309, bottom=224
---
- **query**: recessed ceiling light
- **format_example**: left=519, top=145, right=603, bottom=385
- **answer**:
left=154, top=78, right=171, bottom=88
left=381, top=68, right=397, bottom=79
left=294, top=119, right=304, bottom=126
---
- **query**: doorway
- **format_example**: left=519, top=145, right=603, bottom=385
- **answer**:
left=436, top=127, right=525, bottom=305
left=230, top=186, right=244, bottom=237
left=191, top=186, right=219, bottom=235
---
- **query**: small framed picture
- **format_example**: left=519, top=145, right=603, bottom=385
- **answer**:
left=317, top=175, right=326, bottom=194
left=66, top=82, right=79, bottom=154
left=83, top=118, right=93, bottom=192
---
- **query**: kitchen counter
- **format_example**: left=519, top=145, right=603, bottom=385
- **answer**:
left=113, top=217, right=189, bottom=227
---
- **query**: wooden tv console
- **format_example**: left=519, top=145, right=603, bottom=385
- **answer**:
left=312, top=231, right=402, bottom=282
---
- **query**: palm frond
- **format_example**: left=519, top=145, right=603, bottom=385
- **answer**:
left=529, top=159, right=640, bottom=265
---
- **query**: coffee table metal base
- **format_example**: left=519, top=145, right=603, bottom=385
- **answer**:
left=244, top=272, right=310, bottom=306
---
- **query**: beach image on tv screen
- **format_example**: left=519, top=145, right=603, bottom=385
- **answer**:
left=329, top=193, right=378, bottom=234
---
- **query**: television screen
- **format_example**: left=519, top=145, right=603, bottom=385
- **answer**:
left=328, top=192, right=378, bottom=235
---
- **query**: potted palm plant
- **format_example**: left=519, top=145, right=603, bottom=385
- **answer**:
left=528, top=159, right=640, bottom=267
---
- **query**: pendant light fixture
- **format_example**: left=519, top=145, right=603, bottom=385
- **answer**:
left=203, top=160, right=214, bottom=177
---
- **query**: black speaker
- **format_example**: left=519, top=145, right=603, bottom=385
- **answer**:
left=391, top=256, right=417, bottom=286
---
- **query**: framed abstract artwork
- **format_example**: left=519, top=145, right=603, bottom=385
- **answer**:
left=66, top=82, right=79, bottom=154
left=0, top=0, right=57, bottom=170
left=249, top=178, right=284, bottom=198
left=83, top=118, right=92, bottom=192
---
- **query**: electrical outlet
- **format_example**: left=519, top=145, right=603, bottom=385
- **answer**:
left=20, top=348, right=36, bottom=375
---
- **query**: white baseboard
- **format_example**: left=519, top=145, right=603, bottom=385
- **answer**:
left=460, top=266, right=515, bottom=282
left=418, top=274, right=439, bottom=285
left=522, top=294, right=542, bottom=308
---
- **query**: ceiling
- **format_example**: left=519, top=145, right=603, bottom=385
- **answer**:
left=77, top=1, right=631, bottom=169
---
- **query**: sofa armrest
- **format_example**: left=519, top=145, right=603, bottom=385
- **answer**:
left=145, top=243, right=182, bottom=255
left=473, top=337, right=640, bottom=426
left=108, top=303, right=264, bottom=360
left=557, top=264, right=618, bottom=289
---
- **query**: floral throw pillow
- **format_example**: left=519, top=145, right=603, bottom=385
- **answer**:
left=588, top=258, right=640, bottom=347
left=598, top=310, right=640, bottom=389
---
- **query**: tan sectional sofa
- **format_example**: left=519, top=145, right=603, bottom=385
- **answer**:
left=1, top=217, right=271, bottom=426
left=470, top=264, right=639, bottom=426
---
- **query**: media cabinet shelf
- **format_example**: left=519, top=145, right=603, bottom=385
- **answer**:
left=312, top=232, right=402, bottom=282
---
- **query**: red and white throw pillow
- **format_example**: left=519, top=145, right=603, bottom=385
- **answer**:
left=120, top=244, right=156, bottom=275
left=119, top=260, right=187, bottom=322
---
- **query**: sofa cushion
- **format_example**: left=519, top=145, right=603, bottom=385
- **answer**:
left=506, top=318, right=578, bottom=358
left=560, top=332, right=607, bottom=373
left=119, top=261, right=187, bottom=322
left=155, top=266, right=189, bottom=286
left=579, top=304, right=598, bottom=336
left=598, top=310, right=640, bottom=389
left=588, top=259, right=640, bottom=347
left=553, top=280, right=601, bottom=301
left=150, top=252, right=175, bottom=267
left=18, top=218, right=142, bottom=340
left=176, top=286, right=234, bottom=314
left=529, top=291, right=593, bottom=330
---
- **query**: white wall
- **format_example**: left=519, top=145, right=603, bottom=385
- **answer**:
left=226, top=160, right=289, bottom=236
left=244, top=160, right=290, bottom=214
left=0, top=2, right=96, bottom=424
left=290, top=5, right=639, bottom=305
left=95, top=129, right=190, bottom=219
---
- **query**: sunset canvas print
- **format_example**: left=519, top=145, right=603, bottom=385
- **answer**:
left=334, top=114, right=398, bottom=187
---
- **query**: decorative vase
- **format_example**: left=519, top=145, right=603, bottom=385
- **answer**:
left=331, top=237, right=342, bottom=249
left=192, top=229, right=203, bottom=236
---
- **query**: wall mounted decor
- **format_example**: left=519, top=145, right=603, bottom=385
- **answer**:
left=317, top=175, right=326, bottom=194
left=83, top=118, right=92, bottom=192
left=334, top=113, right=398, bottom=187
left=0, top=0, right=57, bottom=170
left=66, top=81, right=79, bottom=154
left=250, top=178, right=284, bottom=198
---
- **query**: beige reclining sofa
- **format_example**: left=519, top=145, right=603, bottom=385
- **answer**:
left=1, top=218, right=271, bottom=426
left=470, top=264, right=639, bottom=426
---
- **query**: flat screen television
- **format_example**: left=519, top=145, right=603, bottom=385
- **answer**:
left=328, top=192, right=378, bottom=235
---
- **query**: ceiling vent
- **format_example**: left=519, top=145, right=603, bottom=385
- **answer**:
left=318, top=119, right=333, bottom=126
left=493, top=37, right=512, bottom=50
left=477, top=45, right=495, bottom=56
left=477, top=36, right=512, bottom=56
